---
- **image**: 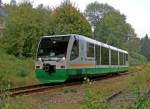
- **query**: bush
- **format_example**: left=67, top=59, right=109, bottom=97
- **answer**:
left=129, top=52, right=147, bottom=66
left=83, top=78, right=110, bottom=109
left=17, top=67, right=29, bottom=77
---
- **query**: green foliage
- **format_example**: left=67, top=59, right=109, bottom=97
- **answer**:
left=94, top=11, right=135, bottom=48
left=17, top=66, right=29, bottom=77
left=85, top=1, right=144, bottom=66
left=1, top=92, right=35, bottom=109
left=2, top=1, right=93, bottom=58
left=129, top=52, right=147, bottom=66
left=2, top=2, right=53, bottom=57
left=83, top=78, right=110, bottom=109
left=83, top=66, right=150, bottom=109
left=52, top=2, right=92, bottom=37
left=83, top=89, right=110, bottom=109
left=1, top=92, right=10, bottom=109
left=85, top=2, right=136, bottom=48
left=85, top=2, right=115, bottom=28
left=0, top=48, right=38, bottom=88
left=127, top=37, right=141, bottom=53
left=0, top=83, right=11, bottom=109
left=140, top=34, right=150, bottom=61
left=128, top=84, right=150, bottom=109
left=126, top=37, right=147, bottom=65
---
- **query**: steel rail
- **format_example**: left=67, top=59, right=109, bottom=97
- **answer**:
left=0, top=72, right=129, bottom=97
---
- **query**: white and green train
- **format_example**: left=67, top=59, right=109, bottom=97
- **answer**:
left=35, top=34, right=128, bottom=83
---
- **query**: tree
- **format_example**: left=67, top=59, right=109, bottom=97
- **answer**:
left=140, top=34, right=150, bottom=61
left=85, top=2, right=115, bottom=29
left=10, top=0, right=16, bottom=5
left=94, top=11, right=135, bottom=48
left=128, top=37, right=140, bottom=52
left=129, top=52, right=147, bottom=65
left=127, top=37, right=146, bottom=65
left=3, top=2, right=53, bottom=57
left=52, top=2, right=92, bottom=37
left=85, top=2, right=145, bottom=65
left=2, top=1, right=93, bottom=58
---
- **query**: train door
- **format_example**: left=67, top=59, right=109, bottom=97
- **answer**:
left=85, top=42, right=95, bottom=75
left=67, top=36, right=83, bottom=78
left=101, top=46, right=110, bottom=73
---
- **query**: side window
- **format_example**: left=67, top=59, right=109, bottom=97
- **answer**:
left=101, top=47, right=109, bottom=65
left=123, top=53, right=125, bottom=65
left=70, top=40, right=79, bottom=60
left=125, top=54, right=128, bottom=65
left=95, top=45, right=100, bottom=65
left=87, top=43, right=94, bottom=57
left=111, top=50, right=118, bottom=65
left=119, top=52, right=123, bottom=65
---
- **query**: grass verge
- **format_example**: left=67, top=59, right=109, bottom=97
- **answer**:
left=0, top=48, right=39, bottom=89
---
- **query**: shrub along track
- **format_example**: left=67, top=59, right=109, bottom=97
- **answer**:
left=106, top=69, right=150, bottom=104
left=0, top=72, right=128, bottom=98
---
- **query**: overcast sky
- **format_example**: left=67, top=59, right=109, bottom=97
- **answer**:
left=3, top=0, right=150, bottom=38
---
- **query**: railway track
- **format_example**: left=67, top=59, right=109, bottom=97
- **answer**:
left=106, top=88, right=126, bottom=102
left=0, top=72, right=128, bottom=97
left=0, top=82, right=82, bottom=97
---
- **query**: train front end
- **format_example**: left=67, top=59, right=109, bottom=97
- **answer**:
left=35, top=35, right=70, bottom=83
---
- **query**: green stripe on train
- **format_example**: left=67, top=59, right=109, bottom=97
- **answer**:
left=35, top=66, right=128, bottom=83
left=35, top=69, right=68, bottom=83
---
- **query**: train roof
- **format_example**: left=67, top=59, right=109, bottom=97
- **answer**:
left=42, top=34, right=128, bottom=54
left=77, top=35, right=128, bottom=54
left=43, top=34, right=71, bottom=37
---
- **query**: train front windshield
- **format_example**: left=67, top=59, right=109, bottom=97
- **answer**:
left=37, top=36, right=70, bottom=60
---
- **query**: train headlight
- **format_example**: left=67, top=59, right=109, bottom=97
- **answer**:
left=38, top=58, right=42, bottom=61
left=62, top=57, right=65, bottom=61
